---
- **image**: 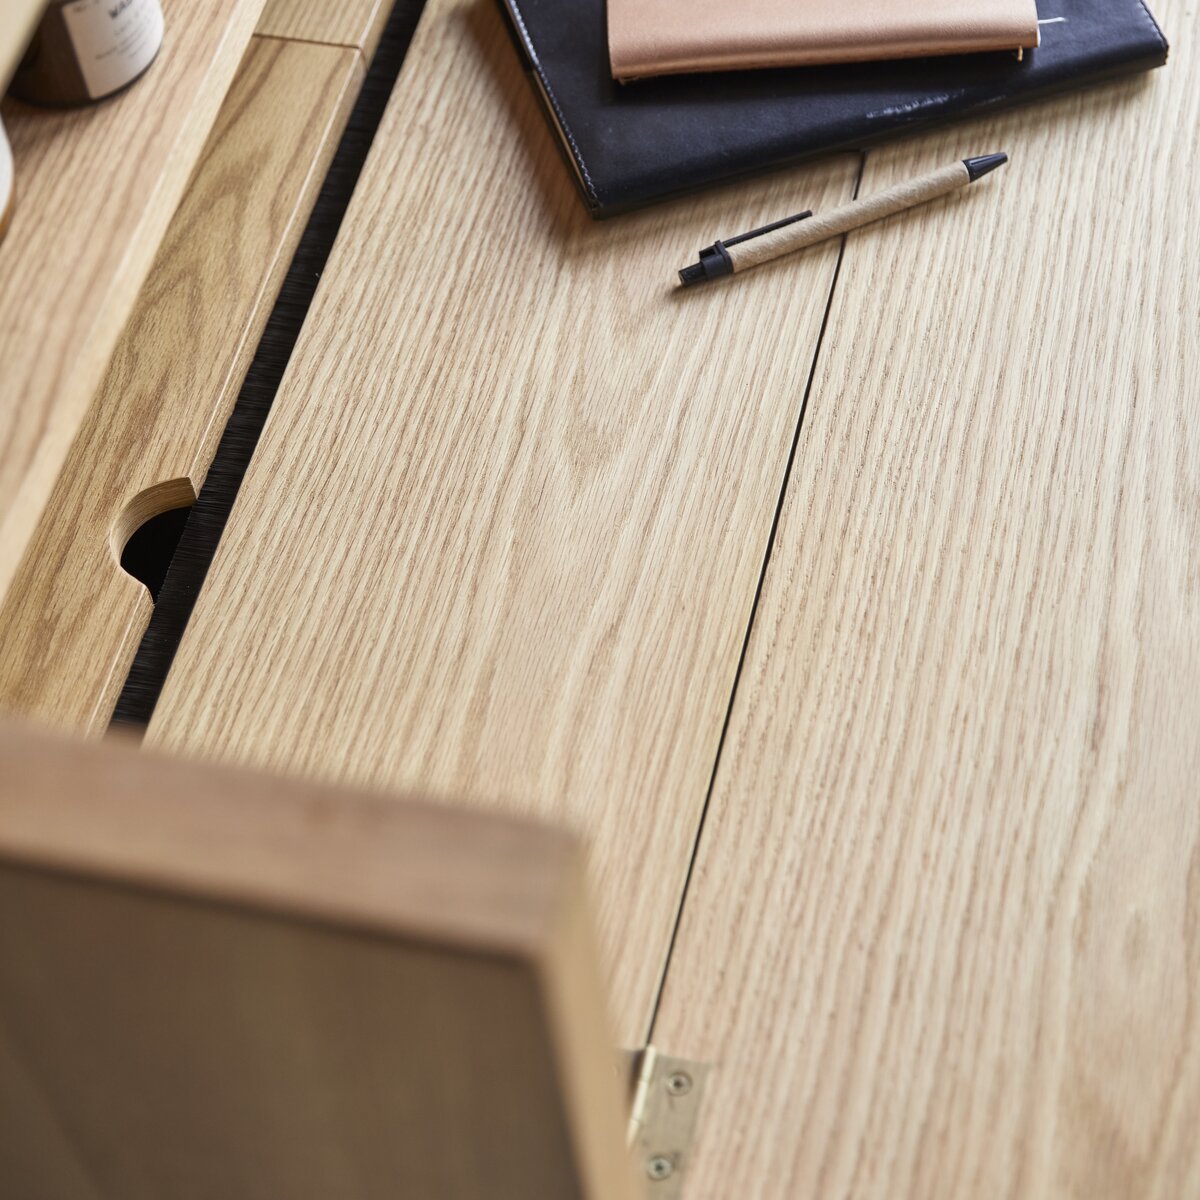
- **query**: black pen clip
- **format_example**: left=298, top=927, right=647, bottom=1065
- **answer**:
left=678, top=209, right=812, bottom=287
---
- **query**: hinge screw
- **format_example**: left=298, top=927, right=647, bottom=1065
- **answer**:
left=666, top=1071, right=692, bottom=1096
left=646, top=1155, right=674, bottom=1181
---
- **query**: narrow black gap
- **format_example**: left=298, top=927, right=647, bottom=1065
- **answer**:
left=119, top=505, right=193, bottom=602
left=642, top=154, right=868, bottom=1043
left=112, top=0, right=427, bottom=730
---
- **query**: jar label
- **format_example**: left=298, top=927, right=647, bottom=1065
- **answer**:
left=61, top=0, right=164, bottom=100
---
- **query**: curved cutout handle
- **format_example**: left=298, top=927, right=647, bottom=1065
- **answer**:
left=109, top=478, right=198, bottom=566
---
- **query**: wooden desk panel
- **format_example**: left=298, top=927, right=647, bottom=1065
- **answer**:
left=0, top=37, right=362, bottom=733
left=653, top=4, right=1200, bottom=1196
left=0, top=719, right=633, bottom=1200
left=0, top=0, right=266, bottom=604
left=259, top=0, right=391, bottom=59
left=145, top=0, right=860, bottom=1042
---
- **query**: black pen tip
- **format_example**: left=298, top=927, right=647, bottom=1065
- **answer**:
left=678, top=262, right=707, bottom=287
left=963, top=152, right=1008, bottom=182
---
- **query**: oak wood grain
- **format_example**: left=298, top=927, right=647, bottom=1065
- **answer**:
left=0, top=718, right=635, bottom=1200
left=0, top=36, right=362, bottom=733
left=0, top=0, right=266, bottom=605
left=259, top=0, right=390, bottom=58
left=145, top=0, right=860, bottom=1043
left=653, top=6, right=1200, bottom=1197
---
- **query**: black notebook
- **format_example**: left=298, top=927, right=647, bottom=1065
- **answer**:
left=500, top=0, right=1168, bottom=217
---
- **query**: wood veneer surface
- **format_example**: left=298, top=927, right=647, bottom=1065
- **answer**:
left=146, top=0, right=860, bottom=1043
left=259, top=0, right=391, bottom=58
left=0, top=719, right=634, bottom=1200
left=0, top=35, right=362, bottom=732
left=653, top=3, right=1200, bottom=1196
left=0, top=0, right=266, bottom=604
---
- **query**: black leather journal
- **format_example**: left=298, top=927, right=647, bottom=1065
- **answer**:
left=500, top=0, right=1168, bottom=216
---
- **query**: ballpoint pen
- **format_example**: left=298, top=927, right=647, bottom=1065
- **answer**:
left=678, top=153, right=1008, bottom=286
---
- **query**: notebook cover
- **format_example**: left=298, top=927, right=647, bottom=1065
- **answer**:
left=501, top=0, right=1168, bottom=217
left=607, top=0, right=1041, bottom=81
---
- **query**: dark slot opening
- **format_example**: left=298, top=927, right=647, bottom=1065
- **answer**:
left=118, top=505, right=193, bottom=602
left=111, top=0, right=427, bottom=733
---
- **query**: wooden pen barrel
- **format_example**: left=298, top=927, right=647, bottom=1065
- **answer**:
left=728, top=160, right=970, bottom=271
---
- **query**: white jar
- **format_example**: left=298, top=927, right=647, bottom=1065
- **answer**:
left=11, top=0, right=165, bottom=107
left=0, top=119, right=13, bottom=245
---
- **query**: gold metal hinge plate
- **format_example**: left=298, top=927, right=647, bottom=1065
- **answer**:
left=622, top=1046, right=711, bottom=1199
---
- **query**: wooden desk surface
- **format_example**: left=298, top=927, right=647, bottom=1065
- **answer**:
left=147, top=0, right=862, bottom=1043
left=144, top=0, right=1199, bottom=1194
left=654, top=34, right=1200, bottom=1200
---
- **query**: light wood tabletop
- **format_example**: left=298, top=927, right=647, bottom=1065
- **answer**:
left=654, top=18, right=1200, bottom=1197
left=50, top=0, right=1199, bottom=1192
left=146, top=0, right=862, bottom=1045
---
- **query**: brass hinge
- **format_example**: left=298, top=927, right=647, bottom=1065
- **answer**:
left=621, top=1046, right=711, bottom=1199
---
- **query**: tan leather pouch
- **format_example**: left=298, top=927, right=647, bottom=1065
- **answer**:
left=608, top=0, right=1040, bottom=81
